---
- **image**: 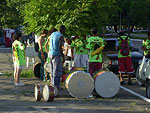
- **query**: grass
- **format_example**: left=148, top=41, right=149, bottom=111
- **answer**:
left=2, top=69, right=35, bottom=78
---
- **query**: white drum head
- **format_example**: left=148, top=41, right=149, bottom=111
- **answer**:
left=95, top=72, right=120, bottom=98
left=43, top=85, right=50, bottom=101
left=67, top=71, right=94, bottom=98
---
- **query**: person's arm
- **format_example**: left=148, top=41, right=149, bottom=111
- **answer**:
left=59, top=36, right=65, bottom=63
left=115, top=39, right=119, bottom=50
left=38, top=36, right=45, bottom=61
left=45, top=37, right=50, bottom=54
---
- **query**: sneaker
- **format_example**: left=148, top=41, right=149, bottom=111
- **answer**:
left=15, top=83, right=25, bottom=86
left=87, top=95, right=93, bottom=98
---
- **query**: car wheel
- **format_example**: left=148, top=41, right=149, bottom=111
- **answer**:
left=146, top=81, right=150, bottom=99
left=136, top=67, right=143, bottom=86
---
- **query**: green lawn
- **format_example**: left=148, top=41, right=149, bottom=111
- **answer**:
left=2, top=69, right=35, bottom=78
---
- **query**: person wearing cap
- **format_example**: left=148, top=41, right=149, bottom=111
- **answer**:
left=38, top=29, right=49, bottom=81
left=142, top=32, right=150, bottom=58
left=116, top=30, right=134, bottom=85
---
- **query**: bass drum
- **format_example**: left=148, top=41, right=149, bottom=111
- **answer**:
left=33, top=62, right=41, bottom=79
left=92, top=70, right=120, bottom=98
left=43, top=85, right=54, bottom=102
left=34, top=83, right=42, bottom=101
left=65, top=71, right=94, bottom=98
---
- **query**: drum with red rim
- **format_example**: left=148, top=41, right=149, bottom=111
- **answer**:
left=34, top=83, right=42, bottom=101
left=92, top=70, right=120, bottom=98
left=43, top=85, right=54, bottom=102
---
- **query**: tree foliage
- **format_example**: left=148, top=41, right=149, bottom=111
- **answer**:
left=21, top=0, right=118, bottom=36
left=0, top=0, right=24, bottom=28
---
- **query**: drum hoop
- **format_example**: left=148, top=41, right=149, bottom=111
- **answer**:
left=93, top=71, right=105, bottom=80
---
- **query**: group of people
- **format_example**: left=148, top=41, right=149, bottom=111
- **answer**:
left=12, top=24, right=150, bottom=88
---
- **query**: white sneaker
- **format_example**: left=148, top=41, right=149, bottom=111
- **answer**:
left=87, top=95, right=93, bottom=98
left=15, top=83, right=25, bottom=86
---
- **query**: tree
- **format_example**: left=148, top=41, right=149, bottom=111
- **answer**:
left=20, top=0, right=118, bottom=36
left=0, top=0, right=24, bottom=28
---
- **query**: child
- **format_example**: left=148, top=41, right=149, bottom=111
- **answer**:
left=12, top=32, right=27, bottom=86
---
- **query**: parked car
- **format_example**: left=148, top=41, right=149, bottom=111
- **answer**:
left=102, top=38, right=143, bottom=75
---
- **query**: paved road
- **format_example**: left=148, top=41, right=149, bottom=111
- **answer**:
left=0, top=47, right=150, bottom=113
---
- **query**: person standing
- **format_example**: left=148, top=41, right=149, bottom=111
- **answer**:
left=71, top=35, right=89, bottom=70
left=142, top=32, right=150, bottom=58
left=12, top=32, right=27, bottom=86
left=48, top=25, right=65, bottom=90
left=87, top=28, right=104, bottom=76
left=116, top=31, right=134, bottom=85
left=0, top=26, right=4, bottom=47
left=38, top=30, right=48, bottom=81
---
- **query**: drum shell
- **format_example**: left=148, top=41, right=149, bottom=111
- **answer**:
left=65, top=71, right=94, bottom=98
left=92, top=70, right=120, bottom=98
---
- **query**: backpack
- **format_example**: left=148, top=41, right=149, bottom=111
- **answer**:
left=119, top=37, right=130, bottom=56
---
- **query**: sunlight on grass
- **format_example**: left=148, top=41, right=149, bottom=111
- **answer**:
left=2, top=69, right=35, bottom=78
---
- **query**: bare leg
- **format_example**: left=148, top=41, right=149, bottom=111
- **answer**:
left=14, top=66, right=17, bottom=83
left=120, top=73, right=124, bottom=82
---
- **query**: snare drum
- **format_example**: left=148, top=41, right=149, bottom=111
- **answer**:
left=43, top=85, right=54, bottom=102
left=92, top=70, right=120, bottom=98
left=33, top=62, right=41, bottom=79
left=65, top=71, right=94, bottom=98
left=34, top=83, right=42, bottom=101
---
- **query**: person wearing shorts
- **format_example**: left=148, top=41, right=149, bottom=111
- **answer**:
left=87, top=28, right=104, bottom=76
left=12, top=31, right=27, bottom=86
left=71, top=35, right=89, bottom=71
left=116, top=31, right=134, bottom=85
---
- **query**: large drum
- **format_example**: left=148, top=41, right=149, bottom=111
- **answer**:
left=92, top=70, right=120, bottom=98
left=65, top=71, right=94, bottom=98
left=43, top=85, right=54, bottom=102
left=72, top=67, right=87, bottom=72
left=34, top=83, right=42, bottom=101
left=33, top=62, right=41, bottom=79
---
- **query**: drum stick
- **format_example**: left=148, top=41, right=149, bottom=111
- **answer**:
left=91, top=47, right=103, bottom=57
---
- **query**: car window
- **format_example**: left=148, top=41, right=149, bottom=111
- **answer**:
left=104, top=40, right=116, bottom=51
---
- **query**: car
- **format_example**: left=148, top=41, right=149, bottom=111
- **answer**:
left=102, top=38, right=143, bottom=75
